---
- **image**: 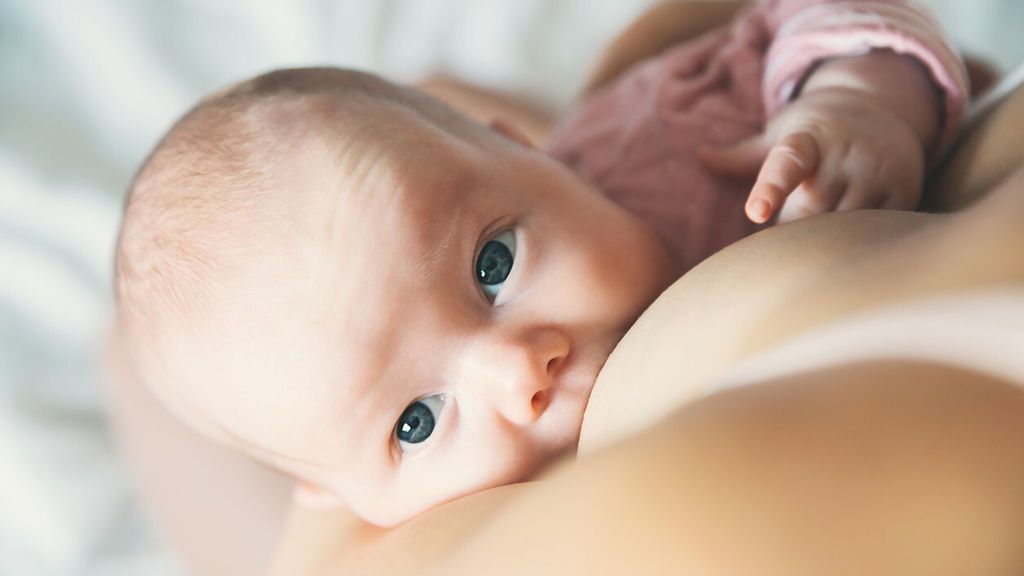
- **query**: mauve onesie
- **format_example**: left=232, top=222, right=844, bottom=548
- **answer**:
left=546, top=0, right=968, bottom=275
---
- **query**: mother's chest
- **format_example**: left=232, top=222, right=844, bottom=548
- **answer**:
left=579, top=210, right=927, bottom=454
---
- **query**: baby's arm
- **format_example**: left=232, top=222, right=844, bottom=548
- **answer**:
left=703, top=50, right=942, bottom=222
left=414, top=75, right=555, bottom=146
left=701, top=0, right=969, bottom=224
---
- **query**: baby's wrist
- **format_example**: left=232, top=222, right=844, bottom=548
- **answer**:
left=799, top=51, right=941, bottom=154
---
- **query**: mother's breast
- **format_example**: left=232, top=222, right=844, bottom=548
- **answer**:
left=579, top=209, right=935, bottom=455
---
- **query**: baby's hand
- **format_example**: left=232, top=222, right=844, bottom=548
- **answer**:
left=699, top=88, right=926, bottom=224
left=700, top=50, right=946, bottom=225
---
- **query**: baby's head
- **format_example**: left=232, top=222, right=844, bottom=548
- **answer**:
left=115, top=68, right=673, bottom=526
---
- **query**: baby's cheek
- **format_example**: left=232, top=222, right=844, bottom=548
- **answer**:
left=556, top=246, right=633, bottom=313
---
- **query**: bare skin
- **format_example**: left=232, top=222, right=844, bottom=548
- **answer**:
left=267, top=11, right=1024, bottom=575
left=107, top=3, right=1024, bottom=574
left=427, top=360, right=1024, bottom=576
left=271, top=90, right=1024, bottom=576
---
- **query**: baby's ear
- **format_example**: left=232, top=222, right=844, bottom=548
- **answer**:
left=292, top=481, right=346, bottom=509
left=489, top=117, right=535, bottom=149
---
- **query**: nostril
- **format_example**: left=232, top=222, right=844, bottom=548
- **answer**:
left=546, top=355, right=564, bottom=377
left=531, top=389, right=548, bottom=415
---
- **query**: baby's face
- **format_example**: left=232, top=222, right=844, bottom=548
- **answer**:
left=173, top=104, right=673, bottom=526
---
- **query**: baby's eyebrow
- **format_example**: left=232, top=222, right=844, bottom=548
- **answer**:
left=417, top=212, right=461, bottom=281
left=412, top=174, right=473, bottom=283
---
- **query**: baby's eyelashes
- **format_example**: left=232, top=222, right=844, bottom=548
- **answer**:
left=396, top=393, right=447, bottom=452
left=476, top=229, right=516, bottom=302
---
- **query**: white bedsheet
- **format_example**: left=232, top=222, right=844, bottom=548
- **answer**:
left=0, top=1, right=1019, bottom=574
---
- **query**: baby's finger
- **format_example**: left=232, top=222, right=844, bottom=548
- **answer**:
left=776, top=187, right=823, bottom=223
left=747, top=132, right=820, bottom=223
left=835, top=184, right=877, bottom=212
left=776, top=172, right=846, bottom=224
left=697, top=136, right=769, bottom=179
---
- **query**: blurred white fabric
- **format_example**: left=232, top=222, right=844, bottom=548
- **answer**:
left=0, top=0, right=1020, bottom=574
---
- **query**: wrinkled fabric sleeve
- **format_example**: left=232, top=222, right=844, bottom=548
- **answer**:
left=760, top=0, right=969, bottom=159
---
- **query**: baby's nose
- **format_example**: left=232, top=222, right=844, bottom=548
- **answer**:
left=497, top=355, right=559, bottom=426
left=476, top=328, right=570, bottom=426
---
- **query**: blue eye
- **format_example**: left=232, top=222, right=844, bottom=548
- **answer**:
left=396, top=394, right=446, bottom=451
left=476, top=230, right=516, bottom=301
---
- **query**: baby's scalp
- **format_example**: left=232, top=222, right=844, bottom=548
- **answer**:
left=115, top=68, right=500, bottom=460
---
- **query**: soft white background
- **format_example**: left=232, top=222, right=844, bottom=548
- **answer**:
left=1, top=1, right=1021, bottom=573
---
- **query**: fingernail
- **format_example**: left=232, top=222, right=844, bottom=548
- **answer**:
left=750, top=198, right=770, bottom=222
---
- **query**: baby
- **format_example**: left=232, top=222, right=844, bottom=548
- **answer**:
left=115, top=0, right=967, bottom=527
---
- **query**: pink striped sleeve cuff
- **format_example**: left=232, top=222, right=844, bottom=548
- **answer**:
left=763, top=0, right=969, bottom=159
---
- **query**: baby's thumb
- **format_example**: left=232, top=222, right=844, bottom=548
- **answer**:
left=697, top=136, right=769, bottom=178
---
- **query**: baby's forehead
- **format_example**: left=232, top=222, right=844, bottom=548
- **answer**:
left=279, top=104, right=479, bottom=244
left=237, top=113, right=482, bottom=355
